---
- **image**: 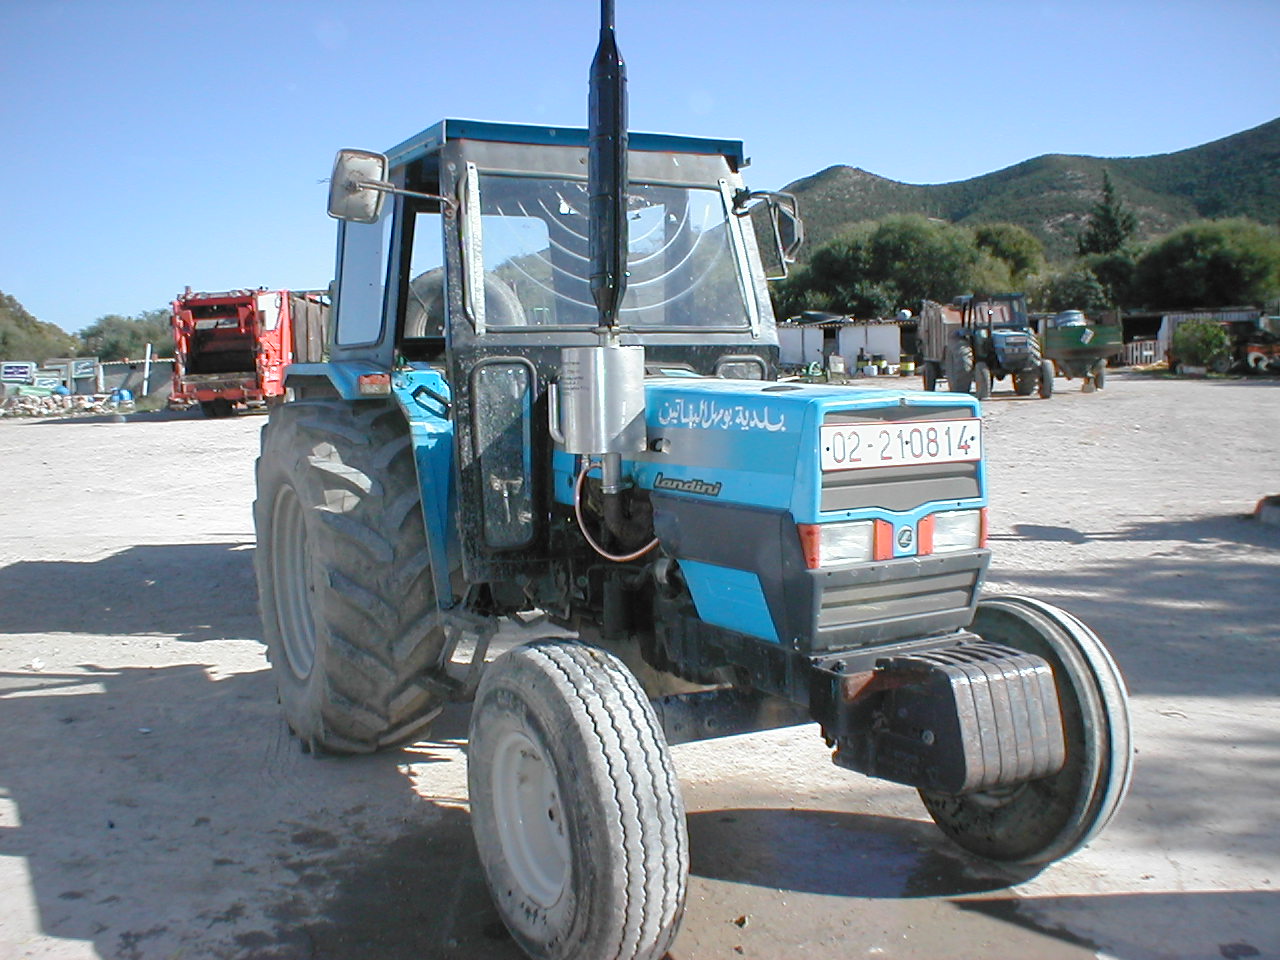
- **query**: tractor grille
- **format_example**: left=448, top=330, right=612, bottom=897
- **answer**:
left=821, top=461, right=980, bottom=512
left=819, top=567, right=979, bottom=629
left=811, top=552, right=988, bottom=649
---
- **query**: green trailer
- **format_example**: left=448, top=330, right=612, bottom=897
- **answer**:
left=1042, top=311, right=1123, bottom=389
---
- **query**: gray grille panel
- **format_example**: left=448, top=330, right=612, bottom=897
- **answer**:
left=818, top=568, right=979, bottom=629
left=821, top=461, right=980, bottom=512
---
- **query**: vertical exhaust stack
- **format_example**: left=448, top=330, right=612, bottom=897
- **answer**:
left=588, top=0, right=629, bottom=328
left=555, top=0, right=647, bottom=512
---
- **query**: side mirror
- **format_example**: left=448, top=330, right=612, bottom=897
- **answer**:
left=328, top=149, right=390, bottom=223
left=735, top=189, right=804, bottom=280
left=771, top=193, right=804, bottom=263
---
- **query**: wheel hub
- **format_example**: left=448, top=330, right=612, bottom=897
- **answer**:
left=491, top=727, right=570, bottom=909
left=270, top=485, right=317, bottom=680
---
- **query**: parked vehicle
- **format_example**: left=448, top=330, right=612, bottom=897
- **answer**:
left=920, top=293, right=1053, bottom=399
left=170, top=287, right=328, bottom=417
left=1042, top=309, right=1124, bottom=389
left=252, top=5, right=1131, bottom=958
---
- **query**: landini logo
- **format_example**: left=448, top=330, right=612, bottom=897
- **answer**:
left=654, top=473, right=723, bottom=497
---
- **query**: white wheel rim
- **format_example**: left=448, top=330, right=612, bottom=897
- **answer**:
left=271, top=485, right=317, bottom=680
left=491, top=727, right=570, bottom=909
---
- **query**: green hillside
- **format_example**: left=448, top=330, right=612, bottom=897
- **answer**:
left=786, top=117, right=1280, bottom=262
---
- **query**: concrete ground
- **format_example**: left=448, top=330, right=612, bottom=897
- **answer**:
left=0, top=371, right=1277, bottom=960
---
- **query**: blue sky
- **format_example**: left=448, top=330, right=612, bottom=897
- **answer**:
left=2, top=0, right=1277, bottom=334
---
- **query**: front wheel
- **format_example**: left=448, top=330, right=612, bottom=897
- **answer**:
left=1038, top=360, right=1055, bottom=399
left=920, top=596, right=1132, bottom=864
left=1091, top=359, right=1107, bottom=389
left=973, top=362, right=992, bottom=400
left=468, top=640, right=688, bottom=960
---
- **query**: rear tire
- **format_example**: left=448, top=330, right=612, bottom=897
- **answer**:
left=947, top=342, right=975, bottom=395
left=920, top=596, right=1132, bottom=864
left=468, top=639, right=688, bottom=960
left=922, top=361, right=939, bottom=392
left=253, top=399, right=448, bottom=753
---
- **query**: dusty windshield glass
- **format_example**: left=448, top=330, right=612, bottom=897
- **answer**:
left=476, top=174, right=749, bottom=329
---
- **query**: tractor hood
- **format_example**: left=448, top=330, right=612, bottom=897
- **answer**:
left=627, top=378, right=983, bottom=520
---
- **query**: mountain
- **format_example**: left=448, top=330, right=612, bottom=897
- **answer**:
left=784, top=117, right=1280, bottom=262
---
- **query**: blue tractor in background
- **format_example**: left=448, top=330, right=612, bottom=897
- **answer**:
left=921, top=293, right=1055, bottom=399
left=252, top=5, right=1130, bottom=958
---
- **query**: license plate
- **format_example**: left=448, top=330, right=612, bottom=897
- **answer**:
left=820, top=418, right=982, bottom=471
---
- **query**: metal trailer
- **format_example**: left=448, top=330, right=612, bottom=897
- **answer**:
left=1041, top=310, right=1124, bottom=389
left=170, top=288, right=328, bottom=417
left=251, top=6, right=1132, bottom=958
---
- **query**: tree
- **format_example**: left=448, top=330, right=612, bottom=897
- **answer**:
left=1076, top=171, right=1138, bottom=256
left=863, top=216, right=982, bottom=307
left=1033, top=269, right=1111, bottom=314
left=78, top=308, right=172, bottom=361
left=973, top=223, right=1046, bottom=285
left=1134, top=219, right=1280, bottom=308
left=1083, top=250, right=1138, bottom=309
left=0, top=291, right=78, bottom=363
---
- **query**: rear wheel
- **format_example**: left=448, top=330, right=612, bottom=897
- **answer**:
left=253, top=399, right=448, bottom=753
left=947, top=342, right=975, bottom=395
left=468, top=639, right=688, bottom=960
left=920, top=596, right=1132, bottom=864
left=922, top=361, right=939, bottom=392
left=973, top=362, right=992, bottom=400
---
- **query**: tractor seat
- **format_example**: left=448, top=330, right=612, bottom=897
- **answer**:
left=405, top=268, right=527, bottom=338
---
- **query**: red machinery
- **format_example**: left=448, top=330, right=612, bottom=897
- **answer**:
left=170, top=287, right=328, bottom=417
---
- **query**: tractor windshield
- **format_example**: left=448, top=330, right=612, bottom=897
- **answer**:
left=474, top=174, right=751, bottom=330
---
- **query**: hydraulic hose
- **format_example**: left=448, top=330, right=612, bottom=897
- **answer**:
left=573, top=459, right=659, bottom=563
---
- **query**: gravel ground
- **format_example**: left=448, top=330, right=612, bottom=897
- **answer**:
left=0, top=371, right=1277, bottom=960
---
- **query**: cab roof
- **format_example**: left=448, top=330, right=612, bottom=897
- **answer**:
left=386, top=118, right=746, bottom=172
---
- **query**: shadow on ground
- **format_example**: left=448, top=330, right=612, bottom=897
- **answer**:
left=0, top=542, right=259, bottom=641
left=987, top=514, right=1280, bottom=698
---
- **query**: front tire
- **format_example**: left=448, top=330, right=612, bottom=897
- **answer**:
left=468, top=640, right=688, bottom=960
left=1038, top=360, right=1055, bottom=399
left=920, top=596, right=1132, bottom=864
left=253, top=399, right=448, bottom=753
left=973, top=361, right=992, bottom=400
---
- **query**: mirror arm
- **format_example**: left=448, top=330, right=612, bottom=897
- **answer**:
left=731, top=188, right=795, bottom=217
left=347, top=177, right=458, bottom=214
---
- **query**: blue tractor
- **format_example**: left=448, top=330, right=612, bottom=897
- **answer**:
left=921, top=294, right=1055, bottom=399
left=252, top=5, right=1131, bottom=958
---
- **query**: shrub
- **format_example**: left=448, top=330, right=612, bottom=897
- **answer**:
left=1171, top=317, right=1232, bottom=368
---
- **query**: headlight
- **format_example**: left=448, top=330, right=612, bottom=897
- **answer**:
left=930, top=509, right=983, bottom=553
left=798, top=520, right=875, bottom=568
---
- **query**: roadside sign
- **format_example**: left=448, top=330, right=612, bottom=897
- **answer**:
left=71, top=358, right=96, bottom=378
left=1, top=361, right=35, bottom=382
